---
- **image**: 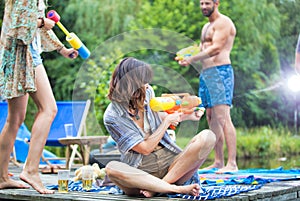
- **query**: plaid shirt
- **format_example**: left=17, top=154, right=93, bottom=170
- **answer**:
left=103, top=86, right=182, bottom=168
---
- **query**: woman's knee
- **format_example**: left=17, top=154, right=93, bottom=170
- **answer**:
left=50, top=104, right=58, bottom=118
left=105, top=161, right=122, bottom=177
left=37, top=102, right=57, bottom=121
left=198, top=129, right=216, bottom=147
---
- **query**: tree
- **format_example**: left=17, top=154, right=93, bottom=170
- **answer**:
left=222, top=0, right=282, bottom=127
left=124, top=0, right=283, bottom=128
left=1, top=0, right=299, bottom=131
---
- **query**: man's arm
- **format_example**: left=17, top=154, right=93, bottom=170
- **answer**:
left=179, top=18, right=232, bottom=66
left=192, top=21, right=231, bottom=61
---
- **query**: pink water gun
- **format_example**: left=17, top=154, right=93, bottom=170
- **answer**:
left=47, top=10, right=90, bottom=59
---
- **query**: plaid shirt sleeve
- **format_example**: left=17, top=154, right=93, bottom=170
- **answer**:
left=104, top=104, right=144, bottom=155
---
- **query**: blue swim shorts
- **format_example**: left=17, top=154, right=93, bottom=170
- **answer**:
left=199, top=64, right=234, bottom=108
left=29, top=43, right=43, bottom=67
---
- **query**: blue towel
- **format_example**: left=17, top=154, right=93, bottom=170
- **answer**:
left=46, top=167, right=300, bottom=200
left=47, top=180, right=262, bottom=200
left=47, top=180, right=123, bottom=194
left=169, top=184, right=263, bottom=200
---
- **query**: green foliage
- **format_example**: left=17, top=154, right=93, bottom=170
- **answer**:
left=177, top=126, right=300, bottom=160
left=75, top=48, right=125, bottom=135
left=272, top=0, right=300, bottom=71
left=43, top=53, right=81, bottom=100
left=43, top=0, right=142, bottom=101
left=64, top=0, right=141, bottom=49
left=0, top=1, right=4, bottom=27
left=223, top=0, right=282, bottom=127
left=56, top=0, right=298, bottom=130
left=1, top=0, right=300, bottom=135
left=129, top=0, right=204, bottom=40
left=128, top=0, right=203, bottom=93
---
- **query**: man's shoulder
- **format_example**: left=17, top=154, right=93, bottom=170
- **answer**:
left=219, top=14, right=234, bottom=23
left=215, top=14, right=236, bottom=30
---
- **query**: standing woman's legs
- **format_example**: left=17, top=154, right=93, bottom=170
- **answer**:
left=19, top=64, right=57, bottom=194
left=0, top=95, right=30, bottom=189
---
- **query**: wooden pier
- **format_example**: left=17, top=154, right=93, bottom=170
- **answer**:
left=2, top=163, right=300, bottom=201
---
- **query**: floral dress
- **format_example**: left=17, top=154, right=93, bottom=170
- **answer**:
left=0, top=0, right=64, bottom=100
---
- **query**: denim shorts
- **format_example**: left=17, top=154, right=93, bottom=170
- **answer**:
left=29, top=43, right=43, bottom=67
left=199, top=64, right=234, bottom=108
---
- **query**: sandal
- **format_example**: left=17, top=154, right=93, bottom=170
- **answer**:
left=51, top=165, right=64, bottom=174
left=41, top=165, right=53, bottom=174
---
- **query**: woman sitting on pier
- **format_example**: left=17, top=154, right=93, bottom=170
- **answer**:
left=103, top=57, right=216, bottom=197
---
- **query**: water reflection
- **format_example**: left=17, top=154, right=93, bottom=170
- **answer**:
left=238, top=155, right=300, bottom=169
left=202, top=155, right=300, bottom=170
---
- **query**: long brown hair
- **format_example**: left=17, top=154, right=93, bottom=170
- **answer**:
left=108, top=57, right=153, bottom=111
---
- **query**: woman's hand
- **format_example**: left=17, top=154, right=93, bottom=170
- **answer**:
left=164, top=112, right=183, bottom=126
left=59, top=47, right=79, bottom=59
left=181, top=107, right=205, bottom=121
left=41, top=18, right=55, bottom=30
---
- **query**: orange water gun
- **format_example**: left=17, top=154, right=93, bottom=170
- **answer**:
left=149, top=93, right=204, bottom=129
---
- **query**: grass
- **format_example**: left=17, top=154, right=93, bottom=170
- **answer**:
left=176, top=126, right=300, bottom=160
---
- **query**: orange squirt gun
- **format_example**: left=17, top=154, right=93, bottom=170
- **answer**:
left=149, top=93, right=204, bottom=130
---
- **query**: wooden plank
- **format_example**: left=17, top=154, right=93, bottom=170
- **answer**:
left=0, top=189, right=185, bottom=201
left=4, top=162, right=300, bottom=201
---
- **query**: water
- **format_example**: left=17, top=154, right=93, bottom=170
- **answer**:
left=238, top=155, right=300, bottom=169
left=202, top=154, right=300, bottom=170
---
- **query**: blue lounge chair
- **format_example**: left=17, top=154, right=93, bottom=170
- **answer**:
left=46, top=100, right=91, bottom=146
left=0, top=101, right=63, bottom=165
left=41, top=100, right=91, bottom=168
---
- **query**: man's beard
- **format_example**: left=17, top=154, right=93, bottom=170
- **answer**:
left=202, top=5, right=215, bottom=17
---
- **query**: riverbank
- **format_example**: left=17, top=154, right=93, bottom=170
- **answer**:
left=176, top=126, right=300, bottom=169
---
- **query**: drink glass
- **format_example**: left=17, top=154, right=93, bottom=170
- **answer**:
left=82, top=166, right=93, bottom=190
left=64, top=123, right=73, bottom=138
left=58, top=170, right=70, bottom=193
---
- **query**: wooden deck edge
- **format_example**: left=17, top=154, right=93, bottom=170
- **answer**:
left=0, top=189, right=185, bottom=201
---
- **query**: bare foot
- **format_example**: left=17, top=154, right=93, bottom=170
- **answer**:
left=140, top=183, right=200, bottom=197
left=140, top=189, right=156, bottom=198
left=19, top=171, right=55, bottom=194
left=200, top=163, right=223, bottom=170
left=0, top=178, right=29, bottom=189
left=215, top=165, right=238, bottom=174
left=175, top=183, right=200, bottom=196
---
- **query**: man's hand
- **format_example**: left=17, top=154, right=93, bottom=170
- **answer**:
left=177, top=58, right=192, bottom=66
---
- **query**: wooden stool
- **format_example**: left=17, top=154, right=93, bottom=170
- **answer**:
left=58, top=136, right=108, bottom=169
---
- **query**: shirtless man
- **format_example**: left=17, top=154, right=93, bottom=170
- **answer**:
left=178, top=0, right=238, bottom=173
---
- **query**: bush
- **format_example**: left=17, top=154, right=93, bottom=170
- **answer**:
left=177, top=126, right=300, bottom=160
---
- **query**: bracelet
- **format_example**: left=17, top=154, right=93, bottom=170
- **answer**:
left=38, top=17, right=44, bottom=28
left=57, top=45, right=65, bottom=53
